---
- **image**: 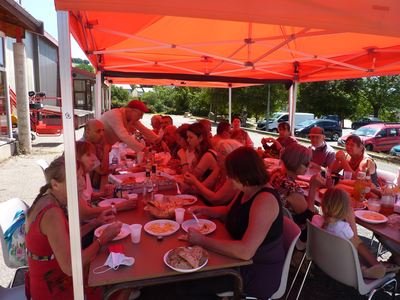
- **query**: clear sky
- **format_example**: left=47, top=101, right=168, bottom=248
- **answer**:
left=20, top=0, right=88, bottom=60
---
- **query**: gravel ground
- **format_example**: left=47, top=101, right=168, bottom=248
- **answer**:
left=0, top=115, right=399, bottom=299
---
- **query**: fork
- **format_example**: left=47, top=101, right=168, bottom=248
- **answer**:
left=191, top=213, right=201, bottom=229
left=176, top=182, right=182, bottom=195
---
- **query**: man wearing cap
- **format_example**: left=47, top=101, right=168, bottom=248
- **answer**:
left=100, top=100, right=158, bottom=151
left=309, top=126, right=336, bottom=170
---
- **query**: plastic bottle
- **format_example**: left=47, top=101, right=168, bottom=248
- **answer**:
left=143, top=170, right=154, bottom=200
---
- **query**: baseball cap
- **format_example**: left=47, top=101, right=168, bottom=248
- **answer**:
left=309, top=126, right=325, bottom=136
left=126, top=100, right=150, bottom=113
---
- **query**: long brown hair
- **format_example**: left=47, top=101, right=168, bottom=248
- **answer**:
left=28, top=156, right=66, bottom=217
left=187, top=122, right=212, bottom=160
left=75, top=140, right=96, bottom=172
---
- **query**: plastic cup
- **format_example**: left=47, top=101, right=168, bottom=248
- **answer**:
left=130, top=224, right=142, bottom=243
left=154, top=194, right=164, bottom=202
left=343, top=171, right=352, bottom=180
left=367, top=199, right=381, bottom=212
left=175, top=208, right=185, bottom=224
left=128, top=193, right=138, bottom=201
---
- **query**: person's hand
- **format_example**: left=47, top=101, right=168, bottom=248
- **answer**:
left=98, top=221, right=122, bottom=244
left=117, top=200, right=137, bottom=211
left=96, top=209, right=116, bottom=225
left=336, top=150, right=346, bottom=161
left=310, top=173, right=326, bottom=189
left=187, top=206, right=208, bottom=216
left=187, top=227, right=205, bottom=245
left=183, top=173, right=197, bottom=185
left=261, top=137, right=276, bottom=145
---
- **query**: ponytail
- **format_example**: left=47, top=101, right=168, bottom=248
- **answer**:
left=27, top=156, right=66, bottom=217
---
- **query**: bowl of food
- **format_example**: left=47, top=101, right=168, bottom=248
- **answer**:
left=367, top=199, right=381, bottom=212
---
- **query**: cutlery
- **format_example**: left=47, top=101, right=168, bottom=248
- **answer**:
left=176, top=182, right=182, bottom=195
left=191, top=213, right=201, bottom=229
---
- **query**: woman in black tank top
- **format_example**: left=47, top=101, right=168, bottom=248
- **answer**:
left=187, top=147, right=284, bottom=300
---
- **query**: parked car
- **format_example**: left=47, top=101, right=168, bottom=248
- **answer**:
left=294, top=119, right=342, bottom=141
left=351, top=117, right=382, bottom=130
left=321, top=115, right=340, bottom=125
left=338, top=123, right=400, bottom=152
left=257, top=112, right=314, bottom=132
left=390, top=144, right=400, bottom=156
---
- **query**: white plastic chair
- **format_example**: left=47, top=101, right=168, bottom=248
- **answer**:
left=0, top=285, right=25, bottom=300
left=295, top=221, right=397, bottom=300
left=217, top=216, right=301, bottom=300
left=36, top=159, right=49, bottom=175
left=376, top=169, right=397, bottom=186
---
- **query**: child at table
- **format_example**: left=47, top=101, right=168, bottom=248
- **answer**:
left=312, top=188, right=399, bottom=278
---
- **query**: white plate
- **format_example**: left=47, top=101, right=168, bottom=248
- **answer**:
left=354, top=210, right=388, bottom=224
left=173, top=194, right=197, bottom=206
left=98, top=198, right=127, bottom=208
left=181, top=219, right=216, bottom=235
left=94, top=223, right=130, bottom=241
left=144, top=219, right=180, bottom=237
left=163, top=248, right=208, bottom=273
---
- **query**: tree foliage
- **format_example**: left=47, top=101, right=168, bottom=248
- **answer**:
left=111, top=85, right=130, bottom=107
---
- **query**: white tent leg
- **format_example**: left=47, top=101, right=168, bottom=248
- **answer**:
left=57, top=11, right=84, bottom=300
left=228, top=87, right=232, bottom=123
left=95, top=71, right=102, bottom=118
left=288, top=82, right=298, bottom=135
left=108, top=84, right=112, bottom=111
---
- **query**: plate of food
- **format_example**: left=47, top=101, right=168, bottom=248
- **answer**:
left=354, top=210, right=388, bottom=224
left=144, top=219, right=180, bottom=236
left=295, top=180, right=309, bottom=189
left=169, top=194, right=197, bottom=206
left=181, top=219, right=216, bottom=235
left=98, top=198, right=127, bottom=208
left=164, top=246, right=208, bottom=273
left=94, top=223, right=130, bottom=241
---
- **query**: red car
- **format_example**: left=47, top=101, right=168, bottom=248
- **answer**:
left=338, top=123, right=400, bottom=152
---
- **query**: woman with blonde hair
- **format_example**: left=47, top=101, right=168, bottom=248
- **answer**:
left=312, top=188, right=398, bottom=278
left=184, top=139, right=242, bottom=205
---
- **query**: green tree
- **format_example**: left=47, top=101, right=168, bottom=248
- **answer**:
left=111, top=85, right=130, bottom=107
left=355, top=76, right=400, bottom=121
left=74, top=63, right=95, bottom=73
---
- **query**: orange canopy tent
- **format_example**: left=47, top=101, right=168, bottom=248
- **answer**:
left=53, top=2, right=400, bottom=299
left=55, top=0, right=400, bottom=85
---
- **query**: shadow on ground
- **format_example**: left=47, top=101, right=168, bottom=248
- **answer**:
left=32, top=142, right=63, bottom=148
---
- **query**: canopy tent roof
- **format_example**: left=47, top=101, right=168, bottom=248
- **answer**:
left=0, top=0, right=44, bottom=38
left=55, top=0, right=400, bottom=85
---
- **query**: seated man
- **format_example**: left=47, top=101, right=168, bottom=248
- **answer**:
left=308, top=126, right=336, bottom=171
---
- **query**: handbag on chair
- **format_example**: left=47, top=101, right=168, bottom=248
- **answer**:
left=4, top=210, right=27, bottom=267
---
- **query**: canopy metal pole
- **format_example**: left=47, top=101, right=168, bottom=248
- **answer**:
left=57, top=11, right=84, bottom=300
left=95, top=71, right=102, bottom=118
left=108, top=84, right=112, bottom=111
left=228, top=87, right=232, bottom=123
left=288, top=82, right=298, bottom=135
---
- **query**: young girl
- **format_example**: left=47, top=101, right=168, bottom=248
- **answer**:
left=312, top=188, right=398, bottom=278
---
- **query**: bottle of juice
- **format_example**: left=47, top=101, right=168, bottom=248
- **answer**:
left=353, top=172, right=367, bottom=202
left=380, top=195, right=394, bottom=216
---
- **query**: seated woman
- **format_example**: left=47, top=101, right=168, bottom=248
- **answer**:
left=261, top=122, right=297, bottom=158
left=76, top=141, right=136, bottom=221
left=186, top=122, right=219, bottom=181
left=187, top=147, right=284, bottom=299
left=174, top=124, right=196, bottom=173
left=312, top=188, right=398, bottom=278
left=231, top=116, right=253, bottom=147
left=271, top=143, right=324, bottom=248
left=25, top=156, right=130, bottom=300
left=183, top=139, right=242, bottom=206
left=331, top=135, right=379, bottom=187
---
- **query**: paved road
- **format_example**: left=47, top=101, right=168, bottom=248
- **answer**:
left=0, top=114, right=398, bottom=287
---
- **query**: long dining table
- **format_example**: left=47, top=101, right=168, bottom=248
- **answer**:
left=88, top=191, right=252, bottom=300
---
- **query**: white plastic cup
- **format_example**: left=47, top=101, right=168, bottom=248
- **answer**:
left=175, top=208, right=185, bottom=224
left=130, top=224, right=142, bottom=243
left=154, top=194, right=164, bottom=202
left=343, top=171, right=352, bottom=180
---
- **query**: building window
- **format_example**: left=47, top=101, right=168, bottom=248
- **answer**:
left=0, top=37, right=4, bottom=68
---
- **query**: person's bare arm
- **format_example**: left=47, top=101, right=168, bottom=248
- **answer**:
left=286, top=192, right=309, bottom=214
left=192, top=152, right=216, bottom=179
left=188, top=192, right=279, bottom=260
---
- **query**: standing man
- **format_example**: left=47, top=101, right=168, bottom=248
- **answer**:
left=100, top=100, right=158, bottom=151
left=309, top=126, right=336, bottom=171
